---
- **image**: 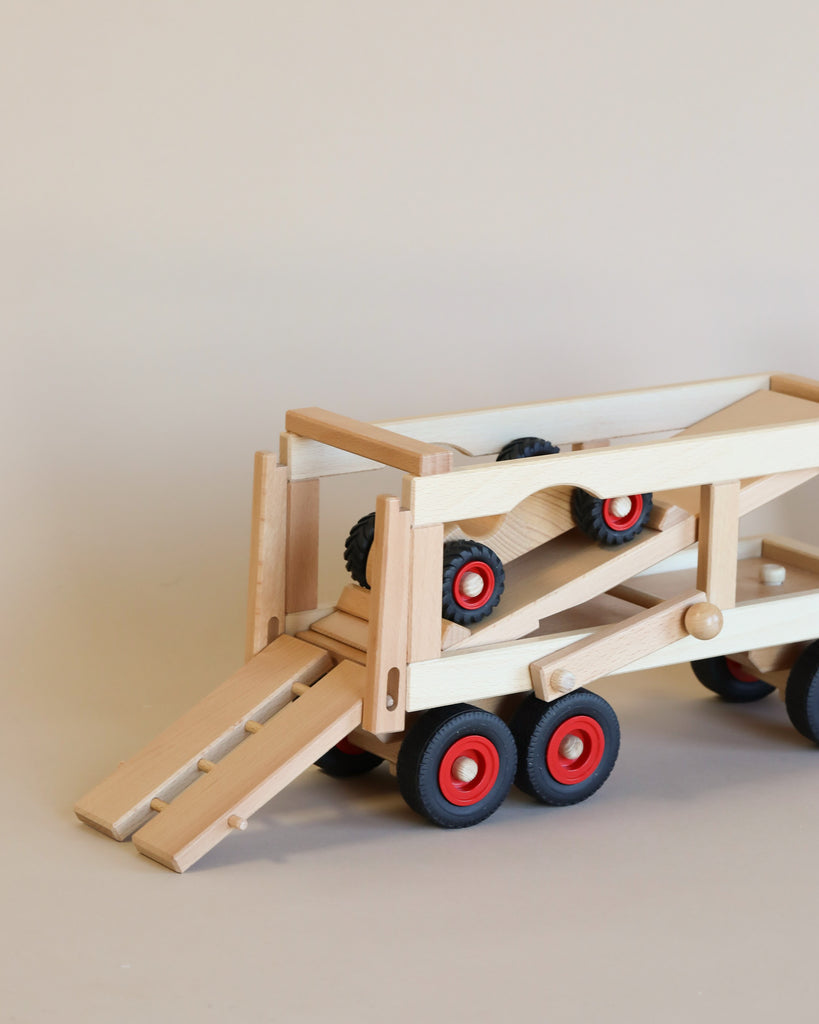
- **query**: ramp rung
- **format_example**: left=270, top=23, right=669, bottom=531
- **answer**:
left=74, top=635, right=333, bottom=841
left=132, top=659, right=366, bottom=872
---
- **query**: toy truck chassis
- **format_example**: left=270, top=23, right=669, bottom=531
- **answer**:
left=76, top=372, right=819, bottom=871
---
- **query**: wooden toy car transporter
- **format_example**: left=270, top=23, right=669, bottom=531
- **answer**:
left=76, top=372, right=819, bottom=872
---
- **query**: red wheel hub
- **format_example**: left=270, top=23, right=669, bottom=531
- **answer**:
left=726, top=659, right=758, bottom=683
left=335, top=736, right=365, bottom=756
left=452, top=561, right=495, bottom=610
left=438, top=735, right=500, bottom=806
left=546, top=716, right=605, bottom=785
left=602, top=494, right=644, bottom=532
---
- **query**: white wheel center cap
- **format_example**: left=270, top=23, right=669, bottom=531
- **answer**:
left=559, top=734, right=584, bottom=762
left=452, top=756, right=479, bottom=783
left=460, top=571, right=485, bottom=598
left=609, top=496, right=633, bottom=519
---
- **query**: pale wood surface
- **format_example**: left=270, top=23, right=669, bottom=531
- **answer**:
left=285, top=407, right=453, bottom=476
left=245, top=454, right=288, bottom=659
left=285, top=478, right=320, bottom=613
left=74, top=635, right=333, bottom=840
left=310, top=610, right=370, bottom=652
left=284, top=374, right=770, bottom=480
left=449, top=517, right=697, bottom=650
left=441, top=619, right=472, bottom=650
left=363, top=496, right=411, bottom=733
left=408, top=523, right=444, bottom=663
left=406, top=392, right=819, bottom=527
left=530, top=590, right=704, bottom=699
left=642, top=553, right=819, bottom=605
left=762, top=535, right=819, bottom=575
left=295, top=629, right=367, bottom=666
left=336, top=584, right=371, bottom=620
left=407, top=586, right=819, bottom=711
left=770, top=372, right=819, bottom=405
left=697, top=481, right=740, bottom=609
left=131, top=660, right=366, bottom=872
left=445, top=487, right=574, bottom=564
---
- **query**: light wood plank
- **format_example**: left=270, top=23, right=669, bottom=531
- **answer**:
left=132, top=661, right=365, bottom=872
left=364, top=496, right=412, bottom=733
left=530, top=590, right=704, bottom=699
left=285, top=407, right=452, bottom=476
left=245, top=454, right=288, bottom=659
left=770, top=373, right=819, bottom=405
left=336, top=584, right=371, bottom=620
left=408, top=524, right=444, bottom=663
left=761, top=535, right=819, bottom=576
left=286, top=478, right=319, bottom=613
left=310, top=610, right=370, bottom=652
left=407, top=588, right=819, bottom=711
left=405, top=393, right=819, bottom=527
left=285, top=374, right=770, bottom=480
left=74, top=635, right=333, bottom=840
left=697, top=481, right=740, bottom=609
left=295, top=630, right=367, bottom=666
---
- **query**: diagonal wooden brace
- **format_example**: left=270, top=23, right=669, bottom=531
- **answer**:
left=530, top=589, right=708, bottom=701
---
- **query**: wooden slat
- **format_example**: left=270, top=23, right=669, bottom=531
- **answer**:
left=132, top=661, right=365, bottom=872
left=697, top=481, right=740, bottom=609
left=336, top=584, right=371, bottom=620
left=364, top=496, right=411, bottom=733
left=762, top=535, right=819, bottom=576
left=770, top=373, right=819, bottom=405
left=408, top=524, right=444, bottom=663
left=284, top=374, right=771, bottom=480
left=286, top=478, right=319, bottom=613
left=310, top=610, right=370, bottom=652
left=530, top=590, right=704, bottom=699
left=285, top=407, right=453, bottom=476
left=295, top=630, right=367, bottom=666
left=405, top=398, right=819, bottom=527
left=407, top=587, right=819, bottom=711
left=245, top=454, right=288, bottom=659
left=74, top=635, right=333, bottom=841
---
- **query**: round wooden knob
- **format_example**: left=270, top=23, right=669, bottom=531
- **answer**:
left=685, top=602, right=724, bottom=640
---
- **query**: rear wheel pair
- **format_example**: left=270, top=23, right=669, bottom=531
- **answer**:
left=396, top=691, right=620, bottom=828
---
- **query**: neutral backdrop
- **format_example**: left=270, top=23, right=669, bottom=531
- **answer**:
left=4, top=3, right=819, bottom=1022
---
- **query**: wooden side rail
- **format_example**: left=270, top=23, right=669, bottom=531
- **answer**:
left=285, top=407, right=453, bottom=477
left=282, top=374, right=771, bottom=480
left=771, top=373, right=819, bottom=405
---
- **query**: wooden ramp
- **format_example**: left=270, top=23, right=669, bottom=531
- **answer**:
left=75, top=635, right=334, bottom=841
left=132, top=660, right=365, bottom=872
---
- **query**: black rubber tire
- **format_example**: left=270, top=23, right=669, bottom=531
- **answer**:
left=315, top=741, right=383, bottom=777
left=441, top=540, right=505, bottom=626
left=691, top=656, right=775, bottom=703
left=571, top=488, right=653, bottom=545
left=497, top=436, right=560, bottom=461
left=785, top=640, right=819, bottom=743
left=510, top=690, right=620, bottom=806
left=397, top=704, right=516, bottom=828
left=344, top=511, right=376, bottom=588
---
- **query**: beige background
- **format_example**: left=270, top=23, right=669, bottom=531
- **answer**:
left=3, top=2, right=819, bottom=1021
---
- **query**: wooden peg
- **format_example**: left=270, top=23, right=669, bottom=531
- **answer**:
left=227, top=815, right=248, bottom=831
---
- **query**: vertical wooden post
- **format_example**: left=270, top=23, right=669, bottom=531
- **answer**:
left=245, top=453, right=288, bottom=660
left=286, top=478, right=320, bottom=614
left=363, top=495, right=411, bottom=734
left=697, top=480, right=740, bottom=610
left=408, top=523, right=444, bottom=664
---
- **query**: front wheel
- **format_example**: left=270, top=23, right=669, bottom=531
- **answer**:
left=397, top=704, right=516, bottom=827
left=511, top=690, right=620, bottom=805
